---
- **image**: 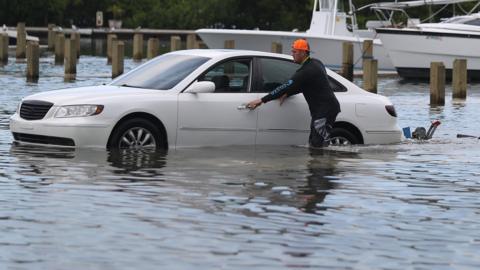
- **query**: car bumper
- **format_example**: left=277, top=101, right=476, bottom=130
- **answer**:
left=363, top=129, right=403, bottom=144
left=10, top=113, right=113, bottom=148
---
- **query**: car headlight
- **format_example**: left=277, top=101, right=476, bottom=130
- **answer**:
left=54, top=105, right=104, bottom=118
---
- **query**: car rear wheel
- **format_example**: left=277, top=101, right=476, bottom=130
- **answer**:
left=329, top=128, right=359, bottom=146
left=109, top=118, right=165, bottom=150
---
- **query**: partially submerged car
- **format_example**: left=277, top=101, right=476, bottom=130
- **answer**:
left=10, top=49, right=402, bottom=149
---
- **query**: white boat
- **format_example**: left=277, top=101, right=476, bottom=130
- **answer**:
left=373, top=0, right=480, bottom=79
left=196, top=0, right=395, bottom=71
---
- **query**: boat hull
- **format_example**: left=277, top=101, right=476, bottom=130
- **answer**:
left=196, top=29, right=395, bottom=71
left=376, top=28, right=480, bottom=80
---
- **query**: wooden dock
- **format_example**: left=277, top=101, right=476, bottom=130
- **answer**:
left=23, top=27, right=197, bottom=40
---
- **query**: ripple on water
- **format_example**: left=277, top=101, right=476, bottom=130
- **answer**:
left=2, top=59, right=480, bottom=268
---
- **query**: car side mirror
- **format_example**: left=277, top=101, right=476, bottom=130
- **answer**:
left=184, top=81, right=215, bottom=94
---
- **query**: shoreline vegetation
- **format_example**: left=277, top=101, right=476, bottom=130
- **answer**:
left=1, top=0, right=478, bottom=30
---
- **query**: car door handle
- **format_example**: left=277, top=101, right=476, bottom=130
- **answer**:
left=237, top=104, right=251, bottom=110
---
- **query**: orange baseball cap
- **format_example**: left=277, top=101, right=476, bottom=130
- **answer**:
left=292, top=39, right=310, bottom=51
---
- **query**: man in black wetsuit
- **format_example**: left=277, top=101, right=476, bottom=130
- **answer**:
left=247, top=38, right=340, bottom=147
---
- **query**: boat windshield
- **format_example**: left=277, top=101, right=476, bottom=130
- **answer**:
left=111, top=54, right=210, bottom=90
left=442, top=16, right=480, bottom=25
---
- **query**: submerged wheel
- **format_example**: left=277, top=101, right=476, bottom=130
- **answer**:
left=109, top=118, right=165, bottom=150
left=329, top=128, right=359, bottom=146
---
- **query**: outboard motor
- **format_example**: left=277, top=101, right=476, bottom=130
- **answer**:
left=404, top=120, right=441, bottom=140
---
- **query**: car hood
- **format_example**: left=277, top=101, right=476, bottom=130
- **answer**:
left=23, top=85, right=170, bottom=105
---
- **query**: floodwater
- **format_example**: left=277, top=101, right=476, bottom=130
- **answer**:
left=1, top=54, right=480, bottom=270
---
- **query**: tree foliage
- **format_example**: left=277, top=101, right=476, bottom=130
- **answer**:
left=1, top=0, right=478, bottom=30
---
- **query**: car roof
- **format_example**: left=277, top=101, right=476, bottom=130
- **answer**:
left=169, top=49, right=292, bottom=60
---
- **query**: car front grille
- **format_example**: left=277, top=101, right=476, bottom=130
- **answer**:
left=20, top=100, right=54, bottom=120
left=12, top=132, right=75, bottom=146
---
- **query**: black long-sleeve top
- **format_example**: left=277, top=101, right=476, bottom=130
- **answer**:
left=261, top=57, right=340, bottom=119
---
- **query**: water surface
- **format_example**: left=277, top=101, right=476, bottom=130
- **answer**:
left=1, top=55, right=479, bottom=269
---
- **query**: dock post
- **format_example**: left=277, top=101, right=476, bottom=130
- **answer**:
left=54, top=32, right=65, bottom=65
left=16, top=22, right=27, bottom=60
left=133, top=32, right=144, bottom=61
left=224, top=40, right=235, bottom=49
left=107, top=34, right=117, bottom=65
left=195, top=41, right=207, bottom=49
left=186, top=34, right=196, bottom=49
left=362, top=40, right=373, bottom=61
left=271, top=42, right=282, bottom=53
left=170, top=36, right=181, bottom=51
left=69, top=33, right=79, bottom=62
left=64, top=38, right=76, bottom=81
left=147, top=38, right=160, bottom=59
left=47, top=24, right=56, bottom=51
left=26, top=41, right=39, bottom=82
left=74, top=32, right=81, bottom=59
left=363, top=59, right=378, bottom=93
left=0, top=33, right=8, bottom=65
left=112, top=40, right=124, bottom=78
left=341, top=42, right=353, bottom=81
left=430, top=62, right=445, bottom=106
left=452, top=59, right=467, bottom=99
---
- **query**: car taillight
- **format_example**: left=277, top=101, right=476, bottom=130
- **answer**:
left=385, top=105, right=397, bottom=117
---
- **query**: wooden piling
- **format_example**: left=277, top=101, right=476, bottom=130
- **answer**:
left=271, top=42, right=282, bottom=53
left=112, top=40, right=124, bottom=78
left=147, top=38, right=160, bottom=59
left=69, top=33, right=80, bottom=61
left=133, top=33, right=144, bottom=61
left=16, top=22, right=27, bottom=59
left=363, top=59, right=378, bottom=93
left=47, top=24, right=56, bottom=51
left=341, top=42, right=353, bottom=81
left=430, top=62, right=445, bottom=106
left=170, top=36, right=181, bottom=51
left=452, top=59, right=467, bottom=99
left=54, top=32, right=65, bottom=65
left=362, top=40, right=373, bottom=59
left=195, top=41, right=207, bottom=49
left=64, top=38, right=76, bottom=81
left=74, top=32, right=81, bottom=59
left=26, top=42, right=39, bottom=82
left=224, top=40, right=235, bottom=49
left=0, top=33, right=8, bottom=65
left=362, top=39, right=373, bottom=72
left=107, top=34, right=117, bottom=65
left=186, top=34, right=196, bottom=49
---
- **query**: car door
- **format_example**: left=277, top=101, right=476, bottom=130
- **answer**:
left=255, top=57, right=310, bottom=145
left=177, top=58, right=261, bottom=147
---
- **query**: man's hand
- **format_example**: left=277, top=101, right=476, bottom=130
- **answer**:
left=279, top=94, right=288, bottom=106
left=247, top=99, right=263, bottom=110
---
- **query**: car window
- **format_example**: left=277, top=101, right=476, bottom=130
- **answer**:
left=198, top=59, right=251, bottom=93
left=328, top=76, right=347, bottom=92
left=111, top=54, right=210, bottom=90
left=258, top=57, right=347, bottom=93
left=257, top=58, right=300, bottom=93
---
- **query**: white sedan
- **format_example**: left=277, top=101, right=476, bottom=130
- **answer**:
left=10, top=49, right=402, bottom=149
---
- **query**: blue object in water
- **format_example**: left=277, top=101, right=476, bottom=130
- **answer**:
left=403, top=127, right=411, bottom=138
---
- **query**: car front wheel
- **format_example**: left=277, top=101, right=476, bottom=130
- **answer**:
left=329, top=128, right=359, bottom=146
left=109, top=118, right=164, bottom=150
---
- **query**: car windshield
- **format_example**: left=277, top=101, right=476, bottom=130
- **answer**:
left=111, top=54, right=210, bottom=90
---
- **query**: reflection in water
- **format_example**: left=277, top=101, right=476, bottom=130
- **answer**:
left=298, top=148, right=358, bottom=213
left=10, top=144, right=168, bottom=173
left=9, top=145, right=168, bottom=191
left=107, top=149, right=167, bottom=173
left=4, top=53, right=480, bottom=269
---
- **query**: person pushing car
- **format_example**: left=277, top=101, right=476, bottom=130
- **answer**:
left=247, top=38, right=341, bottom=147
